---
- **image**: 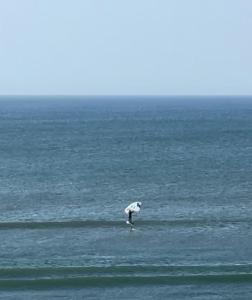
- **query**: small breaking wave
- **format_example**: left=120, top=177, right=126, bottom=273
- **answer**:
left=0, top=264, right=252, bottom=289
left=0, top=218, right=251, bottom=230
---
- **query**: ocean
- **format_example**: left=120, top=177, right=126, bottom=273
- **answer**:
left=0, top=96, right=251, bottom=299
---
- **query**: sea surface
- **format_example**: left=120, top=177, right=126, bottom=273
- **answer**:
left=0, top=96, right=251, bottom=299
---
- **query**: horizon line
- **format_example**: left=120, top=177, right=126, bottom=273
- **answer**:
left=0, top=94, right=252, bottom=97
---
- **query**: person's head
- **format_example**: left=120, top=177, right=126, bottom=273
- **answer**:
left=137, top=202, right=142, bottom=208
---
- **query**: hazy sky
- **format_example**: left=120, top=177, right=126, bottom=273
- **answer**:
left=0, top=0, right=251, bottom=95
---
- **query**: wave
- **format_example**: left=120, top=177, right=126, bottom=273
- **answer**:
left=0, top=274, right=252, bottom=289
left=0, top=264, right=252, bottom=288
left=0, top=218, right=251, bottom=230
left=1, top=264, right=252, bottom=276
left=1, top=273, right=252, bottom=289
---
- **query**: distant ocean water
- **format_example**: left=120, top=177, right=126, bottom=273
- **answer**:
left=0, top=96, right=251, bottom=299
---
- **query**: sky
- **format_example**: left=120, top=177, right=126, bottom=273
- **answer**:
left=0, top=0, right=251, bottom=96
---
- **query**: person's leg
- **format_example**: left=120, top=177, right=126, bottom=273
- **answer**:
left=129, top=211, right=134, bottom=225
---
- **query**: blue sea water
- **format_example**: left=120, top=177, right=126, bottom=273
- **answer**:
left=0, top=96, right=252, bottom=299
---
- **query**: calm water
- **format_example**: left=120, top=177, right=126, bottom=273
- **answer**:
left=0, top=96, right=252, bottom=299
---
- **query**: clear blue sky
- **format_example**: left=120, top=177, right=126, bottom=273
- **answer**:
left=0, top=0, right=251, bottom=95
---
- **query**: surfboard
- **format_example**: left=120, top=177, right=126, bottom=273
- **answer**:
left=124, top=202, right=142, bottom=214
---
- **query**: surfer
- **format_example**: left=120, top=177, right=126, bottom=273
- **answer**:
left=125, top=202, right=142, bottom=229
left=126, top=202, right=141, bottom=226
